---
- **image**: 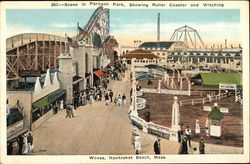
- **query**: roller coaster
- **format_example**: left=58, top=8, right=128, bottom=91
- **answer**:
left=6, top=7, right=111, bottom=89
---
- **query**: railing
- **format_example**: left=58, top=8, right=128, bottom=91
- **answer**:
left=84, top=6, right=103, bottom=31
left=129, top=114, right=172, bottom=140
left=180, top=92, right=228, bottom=106
left=147, top=122, right=170, bottom=139
left=130, top=114, right=145, bottom=130
left=143, top=88, right=190, bottom=95
left=191, top=91, right=216, bottom=96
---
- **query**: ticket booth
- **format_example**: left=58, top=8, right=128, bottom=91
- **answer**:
left=207, top=105, right=224, bottom=137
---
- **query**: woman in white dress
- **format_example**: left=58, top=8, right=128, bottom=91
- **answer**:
left=195, top=119, right=200, bottom=137
left=60, top=99, right=64, bottom=111
left=134, top=133, right=142, bottom=154
left=22, top=134, right=29, bottom=155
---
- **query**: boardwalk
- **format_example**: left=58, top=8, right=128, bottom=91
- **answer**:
left=32, top=70, right=242, bottom=155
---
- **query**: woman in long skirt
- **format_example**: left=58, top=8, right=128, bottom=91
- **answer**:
left=22, top=134, right=29, bottom=155
left=60, top=99, right=64, bottom=111
left=134, top=133, right=141, bottom=154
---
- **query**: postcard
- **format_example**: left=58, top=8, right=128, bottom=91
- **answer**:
left=0, top=1, right=249, bottom=163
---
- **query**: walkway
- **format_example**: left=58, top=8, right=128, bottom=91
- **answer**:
left=32, top=70, right=242, bottom=155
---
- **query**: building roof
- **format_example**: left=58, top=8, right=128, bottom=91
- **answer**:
left=208, top=107, right=224, bottom=120
left=93, top=70, right=104, bottom=78
left=8, top=69, right=59, bottom=92
left=200, top=73, right=242, bottom=87
left=32, top=89, right=66, bottom=108
left=129, top=49, right=151, bottom=53
left=121, top=49, right=160, bottom=59
left=139, top=41, right=175, bottom=49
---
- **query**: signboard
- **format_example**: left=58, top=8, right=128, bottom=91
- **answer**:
left=219, top=83, right=237, bottom=90
left=203, top=106, right=212, bottom=112
left=220, top=107, right=229, bottom=113
left=19, top=70, right=41, bottom=77
left=210, top=125, right=221, bottom=137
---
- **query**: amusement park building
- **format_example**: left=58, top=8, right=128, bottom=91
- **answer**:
left=139, top=41, right=242, bottom=71
left=121, top=49, right=160, bottom=66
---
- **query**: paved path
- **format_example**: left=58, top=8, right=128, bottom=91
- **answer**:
left=32, top=70, right=243, bottom=155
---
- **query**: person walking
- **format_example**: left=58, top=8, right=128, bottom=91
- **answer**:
left=109, top=90, right=113, bottom=102
left=17, top=136, right=23, bottom=155
left=199, top=137, right=205, bottom=154
left=131, top=128, right=138, bottom=147
left=65, top=103, right=71, bottom=118
left=122, top=94, right=126, bottom=105
left=60, top=99, right=64, bottom=111
left=70, top=104, right=75, bottom=118
left=118, top=95, right=122, bottom=106
left=90, top=94, right=95, bottom=104
left=99, top=91, right=102, bottom=101
left=179, top=136, right=188, bottom=154
left=205, top=118, right=209, bottom=137
left=27, top=131, right=34, bottom=153
left=114, top=96, right=118, bottom=106
left=105, top=93, right=109, bottom=105
left=81, top=93, right=85, bottom=105
left=22, top=134, right=29, bottom=155
left=185, top=126, right=192, bottom=147
left=178, top=123, right=184, bottom=143
left=153, top=137, right=161, bottom=154
left=195, top=120, right=200, bottom=137
left=134, top=133, right=141, bottom=154
left=11, top=139, right=19, bottom=155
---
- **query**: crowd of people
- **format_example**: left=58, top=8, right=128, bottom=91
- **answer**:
left=130, top=124, right=205, bottom=155
left=63, top=61, right=128, bottom=118
left=7, top=131, right=34, bottom=155
left=177, top=123, right=206, bottom=154
left=131, top=127, right=162, bottom=155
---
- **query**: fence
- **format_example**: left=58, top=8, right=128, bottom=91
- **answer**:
left=143, top=88, right=190, bottom=95
left=180, top=92, right=228, bottom=106
left=147, top=122, right=171, bottom=139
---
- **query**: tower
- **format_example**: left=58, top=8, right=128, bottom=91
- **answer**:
left=58, top=53, right=73, bottom=104
left=157, top=13, right=160, bottom=48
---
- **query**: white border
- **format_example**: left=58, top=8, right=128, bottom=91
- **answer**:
left=0, top=1, right=249, bottom=163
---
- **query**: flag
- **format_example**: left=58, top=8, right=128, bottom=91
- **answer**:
left=78, top=26, right=88, bottom=35
left=67, top=36, right=78, bottom=48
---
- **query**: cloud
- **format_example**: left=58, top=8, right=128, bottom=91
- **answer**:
left=49, top=22, right=76, bottom=28
left=5, top=24, right=75, bottom=39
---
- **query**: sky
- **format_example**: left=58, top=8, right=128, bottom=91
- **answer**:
left=6, top=9, right=241, bottom=47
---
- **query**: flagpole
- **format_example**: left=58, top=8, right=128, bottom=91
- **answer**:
left=77, top=22, right=79, bottom=35
left=65, top=33, right=67, bottom=53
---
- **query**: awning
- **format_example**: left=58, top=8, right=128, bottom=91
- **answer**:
left=8, top=128, right=29, bottom=141
left=32, top=89, right=66, bottom=108
left=93, top=70, right=104, bottom=78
